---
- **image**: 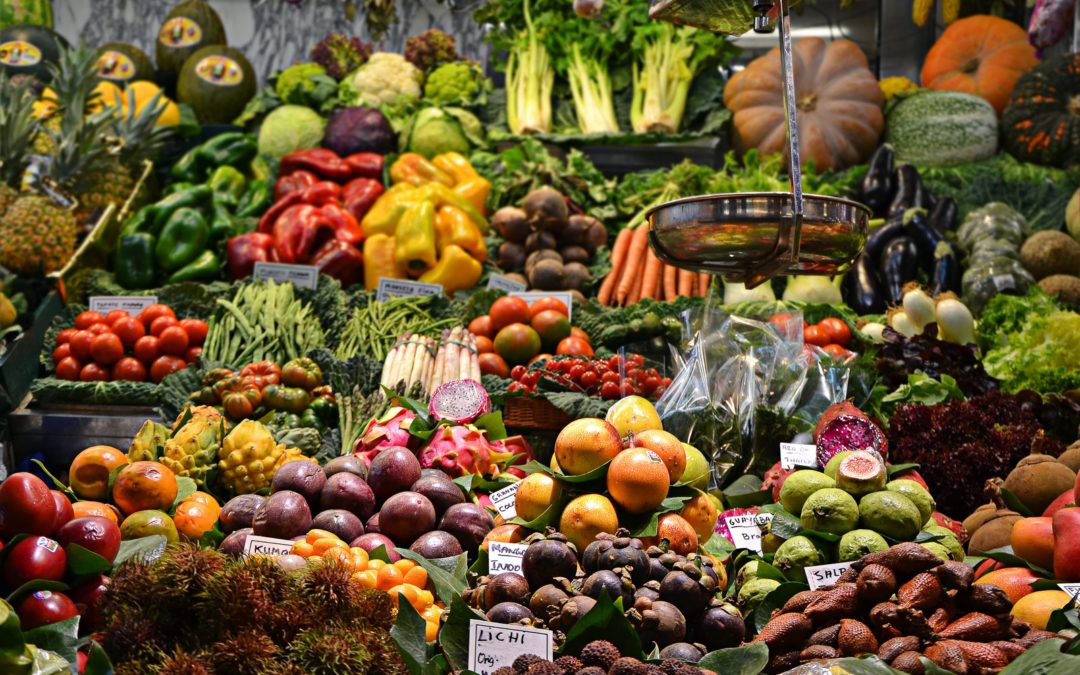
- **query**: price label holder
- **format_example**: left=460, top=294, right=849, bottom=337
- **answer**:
left=511, top=291, right=574, bottom=321
left=722, top=513, right=773, bottom=554
left=468, top=620, right=553, bottom=674
left=1059, top=583, right=1080, bottom=601
left=243, top=535, right=295, bottom=558
left=88, top=296, right=158, bottom=314
left=252, top=262, right=319, bottom=290
left=488, top=541, right=529, bottom=575
left=487, top=274, right=527, bottom=293
left=376, top=278, right=444, bottom=302
left=805, top=562, right=853, bottom=590
left=779, top=443, right=818, bottom=470
left=489, top=482, right=521, bottom=520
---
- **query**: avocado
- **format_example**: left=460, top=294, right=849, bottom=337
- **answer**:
left=176, top=45, right=255, bottom=124
left=0, top=24, right=67, bottom=81
left=155, top=0, right=226, bottom=80
left=96, top=42, right=155, bottom=84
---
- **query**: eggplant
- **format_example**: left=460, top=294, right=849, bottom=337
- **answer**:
left=929, top=197, right=958, bottom=234
left=860, top=144, right=894, bottom=215
left=904, top=209, right=945, bottom=270
left=844, top=253, right=886, bottom=314
left=887, top=165, right=926, bottom=216
left=863, top=214, right=905, bottom=266
left=879, top=236, right=919, bottom=305
left=930, top=242, right=962, bottom=295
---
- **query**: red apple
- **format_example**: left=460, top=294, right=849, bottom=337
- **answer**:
left=0, top=473, right=55, bottom=537
left=3, top=536, right=67, bottom=589
left=16, top=590, right=79, bottom=630
left=67, top=574, right=109, bottom=633
left=50, top=491, right=74, bottom=534
left=56, top=517, right=121, bottom=564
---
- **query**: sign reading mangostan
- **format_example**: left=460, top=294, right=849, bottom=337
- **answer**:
left=488, top=541, right=528, bottom=575
left=468, top=620, right=553, bottom=675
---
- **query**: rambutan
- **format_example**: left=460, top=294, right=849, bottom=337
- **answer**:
left=207, top=629, right=281, bottom=675
left=297, top=558, right=363, bottom=617
left=288, top=624, right=373, bottom=675
left=154, top=648, right=213, bottom=675
left=100, top=615, right=164, bottom=665
left=355, top=589, right=396, bottom=631
left=197, top=557, right=297, bottom=637
left=155, top=545, right=228, bottom=599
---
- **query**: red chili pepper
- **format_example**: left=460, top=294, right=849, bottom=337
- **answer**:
left=310, top=239, right=364, bottom=288
left=280, top=148, right=352, bottom=182
left=257, top=191, right=305, bottom=233
left=272, top=204, right=336, bottom=263
left=226, top=232, right=275, bottom=279
left=342, top=178, right=384, bottom=223
left=299, top=181, right=342, bottom=206
left=320, top=202, right=365, bottom=247
left=274, top=170, right=318, bottom=201
left=344, top=153, right=384, bottom=180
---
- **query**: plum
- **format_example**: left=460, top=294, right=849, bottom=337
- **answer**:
left=320, top=473, right=375, bottom=521
left=368, top=446, right=421, bottom=504
left=4, top=536, right=66, bottom=588
left=252, top=491, right=312, bottom=540
left=311, top=509, right=364, bottom=543
left=17, top=590, right=78, bottom=630
left=219, top=494, right=266, bottom=533
left=220, top=528, right=253, bottom=557
left=379, top=492, right=436, bottom=546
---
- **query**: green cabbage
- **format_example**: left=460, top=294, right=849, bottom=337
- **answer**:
left=257, top=105, right=325, bottom=160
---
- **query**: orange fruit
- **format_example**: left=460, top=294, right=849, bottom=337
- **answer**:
left=607, top=448, right=670, bottom=514
left=1011, top=517, right=1055, bottom=571
left=183, top=491, right=220, bottom=512
left=71, top=500, right=120, bottom=524
left=975, top=567, right=1042, bottom=605
left=120, top=509, right=178, bottom=543
left=377, top=564, right=405, bottom=591
left=306, top=529, right=339, bottom=544
left=679, top=491, right=719, bottom=543
left=632, top=429, right=686, bottom=483
left=558, top=494, right=618, bottom=552
left=69, top=445, right=128, bottom=500
left=174, top=500, right=218, bottom=541
left=404, top=565, right=428, bottom=588
left=554, top=418, right=623, bottom=475
left=481, top=524, right=530, bottom=551
left=425, top=619, right=439, bottom=642
left=645, top=513, right=698, bottom=556
left=1011, top=590, right=1071, bottom=630
left=514, top=473, right=563, bottom=521
left=111, top=461, right=178, bottom=515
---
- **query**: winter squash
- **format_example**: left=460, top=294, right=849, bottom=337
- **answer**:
left=723, top=37, right=884, bottom=172
left=920, top=15, right=1038, bottom=116
left=1002, top=54, right=1080, bottom=168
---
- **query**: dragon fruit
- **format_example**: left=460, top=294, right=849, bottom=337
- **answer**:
left=762, top=461, right=796, bottom=502
left=419, top=425, right=504, bottom=477
left=429, top=379, right=490, bottom=424
left=353, top=406, right=417, bottom=466
left=931, top=511, right=968, bottom=545
left=715, top=507, right=771, bottom=550
left=813, top=401, right=888, bottom=468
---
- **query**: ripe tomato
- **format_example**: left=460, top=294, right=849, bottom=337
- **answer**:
left=104, top=309, right=129, bottom=326
left=90, top=333, right=124, bottom=365
left=55, top=356, right=82, bottom=380
left=467, top=315, right=494, bottom=339
left=819, top=317, right=852, bottom=348
left=600, top=381, right=621, bottom=399
left=157, top=326, right=189, bottom=356
left=137, top=304, right=176, bottom=330
left=111, top=317, right=145, bottom=347
left=489, top=296, right=531, bottom=332
left=474, top=335, right=494, bottom=353
left=184, top=346, right=202, bottom=364
left=86, top=323, right=112, bottom=336
left=55, top=328, right=77, bottom=345
left=556, top=336, right=594, bottom=358
left=112, top=357, right=147, bottom=382
left=767, top=312, right=795, bottom=327
left=80, top=363, right=110, bottom=382
left=569, top=327, right=590, bottom=343
left=52, top=343, right=72, bottom=364
left=178, top=319, right=208, bottom=346
left=74, top=311, right=105, bottom=330
left=509, top=365, right=527, bottom=381
left=68, top=331, right=94, bottom=361
left=150, top=355, right=186, bottom=383
left=149, top=316, right=178, bottom=337
left=529, top=297, right=569, bottom=318
left=133, top=335, right=160, bottom=364
left=823, top=344, right=850, bottom=360
left=478, top=352, right=510, bottom=379
left=803, top=325, right=830, bottom=347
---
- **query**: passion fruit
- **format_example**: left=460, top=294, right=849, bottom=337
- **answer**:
left=485, top=572, right=532, bottom=609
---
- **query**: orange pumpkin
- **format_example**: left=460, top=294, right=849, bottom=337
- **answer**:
left=723, top=38, right=884, bottom=172
left=920, top=15, right=1039, bottom=116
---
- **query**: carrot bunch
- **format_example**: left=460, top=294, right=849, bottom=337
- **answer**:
left=597, top=223, right=711, bottom=306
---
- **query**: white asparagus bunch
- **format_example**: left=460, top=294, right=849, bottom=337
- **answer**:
left=426, top=327, right=482, bottom=395
left=380, top=333, right=436, bottom=396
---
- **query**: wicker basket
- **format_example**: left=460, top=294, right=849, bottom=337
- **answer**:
left=503, top=396, right=572, bottom=430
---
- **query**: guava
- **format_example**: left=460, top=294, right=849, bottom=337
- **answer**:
left=886, top=479, right=936, bottom=525
left=834, top=450, right=887, bottom=497
left=824, top=451, right=853, bottom=480
left=773, top=535, right=823, bottom=582
left=736, top=577, right=780, bottom=614
left=779, top=470, right=835, bottom=515
left=920, top=542, right=951, bottom=561
left=922, top=523, right=964, bottom=561
left=859, top=491, right=923, bottom=541
left=736, top=560, right=760, bottom=587
left=837, top=529, right=889, bottom=562
left=801, top=488, right=860, bottom=535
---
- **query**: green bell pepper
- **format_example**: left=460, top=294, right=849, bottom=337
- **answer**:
left=171, top=146, right=205, bottom=183
left=150, top=184, right=212, bottom=234
left=167, top=250, right=220, bottom=283
left=164, top=181, right=197, bottom=197
left=115, top=233, right=158, bottom=289
left=208, top=165, right=246, bottom=206
left=120, top=205, right=157, bottom=236
left=209, top=195, right=238, bottom=240
left=235, top=179, right=271, bottom=218
left=198, top=132, right=257, bottom=171
left=155, top=207, right=209, bottom=272
left=299, top=408, right=325, bottom=431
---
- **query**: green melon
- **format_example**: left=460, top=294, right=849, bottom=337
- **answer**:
left=155, top=0, right=226, bottom=79
left=95, top=42, right=155, bottom=84
left=884, top=91, right=999, bottom=168
left=0, top=0, right=53, bottom=30
left=177, top=45, right=255, bottom=124
left=0, top=23, right=66, bottom=81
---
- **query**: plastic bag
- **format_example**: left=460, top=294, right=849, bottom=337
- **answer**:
left=962, top=258, right=1035, bottom=315
left=957, top=202, right=1029, bottom=251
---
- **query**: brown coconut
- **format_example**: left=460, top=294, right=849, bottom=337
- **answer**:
left=1003, top=454, right=1077, bottom=515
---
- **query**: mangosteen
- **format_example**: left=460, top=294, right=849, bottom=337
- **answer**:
left=558, top=595, right=596, bottom=630
left=636, top=600, right=687, bottom=649
left=659, top=569, right=710, bottom=621
left=658, top=643, right=704, bottom=663
left=529, top=584, right=569, bottom=620
left=598, top=534, right=649, bottom=586
left=521, top=537, right=578, bottom=590
left=697, top=604, right=746, bottom=650
left=486, top=601, right=533, bottom=624
left=310, top=509, right=364, bottom=543
left=581, top=534, right=614, bottom=573
left=581, top=570, right=632, bottom=607
left=634, top=583, right=661, bottom=605
left=484, top=573, right=532, bottom=610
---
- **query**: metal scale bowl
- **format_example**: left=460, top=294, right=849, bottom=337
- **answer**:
left=646, top=0, right=871, bottom=289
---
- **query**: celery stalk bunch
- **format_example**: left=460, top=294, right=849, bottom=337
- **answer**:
left=505, top=0, right=554, bottom=135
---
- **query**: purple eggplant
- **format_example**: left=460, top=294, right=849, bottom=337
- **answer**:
left=880, top=236, right=919, bottom=305
left=844, top=253, right=886, bottom=314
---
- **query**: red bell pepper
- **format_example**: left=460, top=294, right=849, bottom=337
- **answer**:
left=344, top=153, right=384, bottom=180
left=273, top=204, right=336, bottom=263
left=257, top=191, right=305, bottom=233
left=342, top=178, right=384, bottom=223
left=300, top=181, right=342, bottom=206
left=226, top=232, right=274, bottom=279
left=320, top=202, right=364, bottom=247
left=310, top=239, right=363, bottom=288
left=274, top=170, right=318, bottom=201
left=280, top=148, right=352, bottom=182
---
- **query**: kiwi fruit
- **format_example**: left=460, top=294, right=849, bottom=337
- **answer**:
left=1003, top=454, right=1077, bottom=515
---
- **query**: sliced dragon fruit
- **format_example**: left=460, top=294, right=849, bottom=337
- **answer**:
left=429, top=379, right=490, bottom=424
left=761, top=461, right=796, bottom=502
left=814, top=401, right=888, bottom=468
left=353, top=406, right=417, bottom=466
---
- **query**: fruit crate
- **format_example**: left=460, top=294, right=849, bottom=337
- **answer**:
left=503, top=396, right=572, bottom=431
left=0, top=290, right=62, bottom=415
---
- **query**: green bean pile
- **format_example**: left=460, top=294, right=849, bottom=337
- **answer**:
left=203, top=280, right=326, bottom=367
left=335, top=296, right=453, bottom=362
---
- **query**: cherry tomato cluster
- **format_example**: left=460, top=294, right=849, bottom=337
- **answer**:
left=52, top=304, right=207, bottom=383
left=507, top=353, right=672, bottom=400
left=768, top=313, right=854, bottom=360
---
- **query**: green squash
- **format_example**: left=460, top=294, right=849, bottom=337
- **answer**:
left=884, top=90, right=999, bottom=168
left=177, top=45, right=255, bottom=124
left=1002, top=54, right=1080, bottom=169
left=155, top=0, right=226, bottom=79
left=95, top=42, right=155, bottom=84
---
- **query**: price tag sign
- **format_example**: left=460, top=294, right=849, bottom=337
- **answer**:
left=511, top=291, right=575, bottom=321
left=1058, top=583, right=1080, bottom=601
left=468, top=620, right=553, bottom=675
left=721, top=513, right=773, bottom=553
left=488, top=541, right=529, bottom=575
left=88, top=296, right=158, bottom=314
left=376, top=278, right=444, bottom=302
left=805, top=562, right=854, bottom=590
left=489, top=482, right=522, bottom=520
left=242, top=534, right=294, bottom=558
left=253, top=262, right=320, bottom=290
left=780, top=443, right=818, bottom=470
left=487, top=274, right=527, bottom=293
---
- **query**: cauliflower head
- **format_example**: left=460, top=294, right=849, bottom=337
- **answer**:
left=424, top=61, right=484, bottom=105
left=343, top=52, right=423, bottom=107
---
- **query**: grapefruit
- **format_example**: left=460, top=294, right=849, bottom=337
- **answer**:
left=554, top=418, right=622, bottom=475
left=975, top=567, right=1041, bottom=604
left=514, top=473, right=563, bottom=521
left=607, top=448, right=670, bottom=514
left=632, top=429, right=686, bottom=483
left=1011, top=590, right=1071, bottom=630
left=558, top=494, right=618, bottom=552
left=605, top=395, right=663, bottom=437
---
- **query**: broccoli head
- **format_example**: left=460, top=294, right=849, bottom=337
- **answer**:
left=274, top=63, right=337, bottom=106
left=423, top=61, right=485, bottom=105
left=404, top=29, right=459, bottom=73
left=310, top=32, right=373, bottom=81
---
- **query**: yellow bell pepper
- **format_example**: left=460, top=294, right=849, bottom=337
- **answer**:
left=394, top=200, right=438, bottom=276
left=363, top=233, right=402, bottom=290
left=433, top=152, right=491, bottom=213
left=435, top=205, right=486, bottom=262
left=413, top=183, right=489, bottom=234
left=361, top=183, right=417, bottom=237
left=390, top=153, right=454, bottom=187
left=420, top=244, right=482, bottom=296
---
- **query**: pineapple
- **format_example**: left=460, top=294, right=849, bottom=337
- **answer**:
left=0, top=72, right=38, bottom=218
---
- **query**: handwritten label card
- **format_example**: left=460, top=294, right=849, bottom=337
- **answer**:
left=253, top=262, right=319, bottom=290
left=488, top=541, right=529, bottom=575
left=376, top=278, right=444, bottom=302
left=88, top=296, right=158, bottom=314
left=780, top=443, right=818, bottom=470
left=805, top=562, right=853, bottom=590
left=511, top=291, right=574, bottom=321
left=1059, top=583, right=1080, bottom=601
left=489, top=482, right=522, bottom=520
left=721, top=513, right=774, bottom=554
left=242, top=534, right=294, bottom=558
left=468, top=620, right=553, bottom=675
left=487, top=274, right=527, bottom=293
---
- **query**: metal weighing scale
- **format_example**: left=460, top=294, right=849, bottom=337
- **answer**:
left=646, top=0, right=871, bottom=289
